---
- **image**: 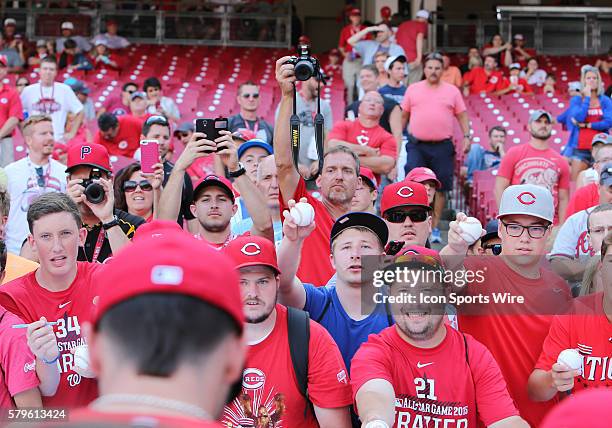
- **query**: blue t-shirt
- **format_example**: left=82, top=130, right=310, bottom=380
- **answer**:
left=378, top=84, right=406, bottom=105
left=303, top=282, right=394, bottom=371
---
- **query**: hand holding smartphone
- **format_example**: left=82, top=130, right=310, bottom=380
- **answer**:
left=140, top=140, right=159, bottom=174
left=194, top=118, right=229, bottom=153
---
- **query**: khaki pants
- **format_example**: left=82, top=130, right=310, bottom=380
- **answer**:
left=407, top=63, right=424, bottom=84
left=342, top=57, right=363, bottom=103
left=0, top=137, right=14, bottom=167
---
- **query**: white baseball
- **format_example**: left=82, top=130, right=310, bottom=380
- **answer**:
left=290, top=202, right=315, bottom=227
left=557, top=349, right=583, bottom=374
left=73, top=345, right=96, bottom=378
left=459, top=217, right=483, bottom=245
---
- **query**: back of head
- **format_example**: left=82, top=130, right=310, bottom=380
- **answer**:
left=98, top=113, right=119, bottom=132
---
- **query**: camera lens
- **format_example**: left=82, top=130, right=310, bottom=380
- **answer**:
left=85, top=182, right=105, bottom=204
left=294, top=60, right=314, bottom=81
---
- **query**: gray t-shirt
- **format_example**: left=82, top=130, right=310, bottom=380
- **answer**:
left=353, top=40, right=405, bottom=65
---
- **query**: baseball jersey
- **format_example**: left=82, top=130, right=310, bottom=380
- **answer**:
left=566, top=182, right=598, bottom=218
left=550, top=208, right=593, bottom=260
left=535, top=292, right=612, bottom=391
left=222, top=305, right=352, bottom=427
left=351, top=325, right=519, bottom=427
left=0, top=262, right=104, bottom=407
left=459, top=256, right=573, bottom=427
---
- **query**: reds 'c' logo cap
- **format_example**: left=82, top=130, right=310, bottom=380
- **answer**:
left=497, top=184, right=554, bottom=223
left=380, top=180, right=431, bottom=216
left=224, top=236, right=281, bottom=275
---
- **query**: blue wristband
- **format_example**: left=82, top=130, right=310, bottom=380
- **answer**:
left=42, top=354, right=60, bottom=365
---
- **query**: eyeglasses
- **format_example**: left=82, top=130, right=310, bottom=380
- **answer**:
left=426, top=52, right=443, bottom=61
left=242, top=93, right=259, bottom=99
left=16, top=82, right=28, bottom=87
left=123, top=180, right=153, bottom=192
left=482, top=243, right=502, bottom=255
left=501, top=221, right=549, bottom=239
left=384, top=209, right=428, bottom=224
left=144, top=115, right=169, bottom=127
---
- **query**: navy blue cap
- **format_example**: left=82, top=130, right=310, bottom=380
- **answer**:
left=330, top=212, right=389, bottom=249
left=237, top=139, right=273, bottom=160
left=481, top=219, right=499, bottom=244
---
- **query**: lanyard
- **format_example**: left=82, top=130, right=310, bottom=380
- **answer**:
left=243, top=117, right=259, bottom=135
left=39, top=82, right=54, bottom=100
left=26, top=158, right=51, bottom=190
left=91, top=228, right=106, bottom=263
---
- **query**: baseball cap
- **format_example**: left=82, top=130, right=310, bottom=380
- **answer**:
left=481, top=219, right=500, bottom=244
left=396, top=245, right=441, bottom=261
left=133, top=220, right=184, bottom=242
left=224, top=235, right=280, bottom=275
left=61, top=21, right=74, bottom=30
left=130, top=91, right=146, bottom=101
left=416, top=9, right=430, bottom=19
left=36, top=39, right=47, bottom=48
left=592, top=133, right=612, bottom=147
left=568, top=81, right=581, bottom=92
left=384, top=55, right=407, bottom=72
left=95, top=39, right=109, bottom=47
left=405, top=167, right=441, bottom=189
left=232, top=129, right=257, bottom=143
left=193, top=174, right=235, bottom=203
left=4, top=18, right=16, bottom=26
left=91, top=230, right=244, bottom=332
left=237, top=139, right=273, bottom=160
left=380, top=6, right=392, bottom=18
left=381, top=181, right=431, bottom=216
left=509, top=62, right=521, bottom=70
left=359, top=167, right=377, bottom=190
left=348, top=8, right=361, bottom=16
left=541, top=388, right=612, bottom=428
left=513, top=33, right=524, bottom=40
left=65, top=78, right=90, bottom=95
left=65, top=143, right=111, bottom=174
left=600, top=162, right=612, bottom=187
left=528, top=109, right=553, bottom=123
left=497, top=184, right=554, bottom=224
left=0, top=55, right=7, bottom=67
left=174, top=121, right=194, bottom=136
left=330, top=212, right=389, bottom=249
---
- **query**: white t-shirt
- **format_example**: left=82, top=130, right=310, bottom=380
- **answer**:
left=549, top=208, right=593, bottom=260
left=20, top=82, right=84, bottom=142
left=5, top=156, right=67, bottom=254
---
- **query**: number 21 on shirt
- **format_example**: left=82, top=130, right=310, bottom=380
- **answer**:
left=415, top=377, right=437, bottom=400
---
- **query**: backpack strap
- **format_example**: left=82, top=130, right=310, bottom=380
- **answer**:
left=314, top=297, right=332, bottom=324
left=287, top=307, right=311, bottom=417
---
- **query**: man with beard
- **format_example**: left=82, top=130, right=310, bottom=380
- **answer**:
left=351, top=255, right=529, bottom=428
left=440, top=184, right=573, bottom=427
left=222, top=235, right=352, bottom=428
left=275, top=57, right=359, bottom=284
left=65, top=142, right=144, bottom=263
left=496, top=109, right=570, bottom=224
left=160, top=130, right=272, bottom=247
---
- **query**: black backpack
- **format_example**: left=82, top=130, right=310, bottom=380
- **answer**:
left=287, top=307, right=312, bottom=416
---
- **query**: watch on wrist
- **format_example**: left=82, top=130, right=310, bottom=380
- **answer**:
left=102, top=215, right=119, bottom=230
left=229, top=162, right=246, bottom=178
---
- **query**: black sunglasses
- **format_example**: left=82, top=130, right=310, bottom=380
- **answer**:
left=242, top=93, right=259, bottom=99
left=384, top=209, right=428, bottom=224
left=144, top=115, right=169, bottom=127
left=123, top=180, right=153, bottom=192
left=482, top=243, right=502, bottom=255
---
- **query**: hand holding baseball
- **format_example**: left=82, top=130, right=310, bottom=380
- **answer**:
left=283, top=198, right=316, bottom=242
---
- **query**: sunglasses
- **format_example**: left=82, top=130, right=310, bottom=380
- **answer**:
left=16, top=83, right=28, bottom=87
left=482, top=243, right=502, bottom=255
left=384, top=209, right=428, bottom=224
left=144, top=115, right=169, bottom=127
left=123, top=180, right=153, bottom=192
left=242, top=93, right=259, bottom=99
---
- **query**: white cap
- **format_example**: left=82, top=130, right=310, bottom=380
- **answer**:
left=509, top=62, right=521, bottom=70
left=416, top=10, right=429, bottom=20
left=498, top=184, right=554, bottom=224
left=384, top=55, right=407, bottom=72
left=4, top=18, right=16, bottom=26
left=513, top=34, right=524, bottom=40
left=61, top=21, right=74, bottom=30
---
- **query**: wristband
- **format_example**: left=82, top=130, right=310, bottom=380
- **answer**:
left=42, top=354, right=60, bottom=365
left=364, top=420, right=390, bottom=428
left=102, top=215, right=119, bottom=230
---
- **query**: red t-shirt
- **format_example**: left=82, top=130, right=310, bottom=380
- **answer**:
left=70, top=407, right=223, bottom=427
left=577, top=107, right=603, bottom=150
left=94, top=114, right=142, bottom=157
left=102, top=96, right=129, bottom=116
left=396, top=20, right=428, bottom=62
left=535, top=292, right=612, bottom=392
left=566, top=182, right=599, bottom=218
left=0, top=84, right=23, bottom=135
left=497, top=143, right=571, bottom=224
left=499, top=76, right=533, bottom=94
left=0, top=306, right=39, bottom=408
left=279, top=180, right=336, bottom=285
left=351, top=325, right=519, bottom=427
left=459, top=257, right=573, bottom=427
left=187, top=157, right=216, bottom=182
left=221, top=305, right=352, bottom=427
left=0, top=262, right=104, bottom=407
left=338, top=24, right=367, bottom=54
left=464, top=67, right=505, bottom=94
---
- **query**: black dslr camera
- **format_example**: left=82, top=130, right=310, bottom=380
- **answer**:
left=285, top=44, right=322, bottom=81
left=81, top=168, right=105, bottom=204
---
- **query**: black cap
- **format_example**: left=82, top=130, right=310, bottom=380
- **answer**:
left=330, top=212, right=389, bottom=249
left=481, top=219, right=499, bottom=245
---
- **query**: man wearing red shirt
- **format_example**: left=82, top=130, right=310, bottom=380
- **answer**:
left=275, top=56, right=360, bottom=285
left=529, top=231, right=612, bottom=399
left=0, top=54, right=23, bottom=167
left=328, top=91, right=396, bottom=179
left=396, top=9, right=430, bottom=84
left=0, top=192, right=104, bottom=407
left=463, top=55, right=505, bottom=95
left=352, top=256, right=528, bottom=428
left=69, top=227, right=245, bottom=427
left=441, top=184, right=573, bottom=427
left=496, top=63, right=533, bottom=96
left=94, top=113, right=142, bottom=157
left=222, top=235, right=352, bottom=428
left=339, top=8, right=367, bottom=103
left=496, top=110, right=570, bottom=224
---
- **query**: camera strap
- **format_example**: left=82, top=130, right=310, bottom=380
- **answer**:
left=290, top=81, right=324, bottom=182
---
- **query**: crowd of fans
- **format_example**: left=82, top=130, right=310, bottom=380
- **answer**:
left=0, top=5, right=610, bottom=428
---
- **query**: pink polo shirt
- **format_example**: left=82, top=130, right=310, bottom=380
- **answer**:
left=400, top=80, right=466, bottom=141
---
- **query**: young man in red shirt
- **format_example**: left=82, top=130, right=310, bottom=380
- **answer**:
left=69, top=227, right=245, bottom=427
left=339, top=8, right=367, bottom=103
left=529, top=231, right=612, bottom=398
left=441, top=184, right=573, bottom=427
left=222, top=235, right=352, bottom=427
left=351, top=255, right=529, bottom=428
left=93, top=112, right=142, bottom=157
left=0, top=192, right=104, bottom=407
left=495, top=110, right=570, bottom=225
left=396, top=9, right=429, bottom=84
left=275, top=56, right=360, bottom=285
left=328, top=91, right=396, bottom=179
left=463, top=54, right=505, bottom=95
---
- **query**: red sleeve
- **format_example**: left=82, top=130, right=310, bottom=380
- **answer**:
left=498, top=77, right=510, bottom=92
left=557, top=157, right=571, bottom=190
left=496, top=147, right=519, bottom=180
left=306, top=321, right=353, bottom=408
left=467, top=335, right=520, bottom=425
left=0, top=288, right=23, bottom=319
left=378, top=131, right=397, bottom=158
left=535, top=315, right=570, bottom=372
left=350, top=331, right=393, bottom=403
left=327, top=120, right=351, bottom=142
left=464, top=70, right=473, bottom=85
left=8, top=90, right=23, bottom=120
left=520, top=79, right=533, bottom=94
left=279, top=177, right=309, bottom=212
left=338, top=27, right=349, bottom=51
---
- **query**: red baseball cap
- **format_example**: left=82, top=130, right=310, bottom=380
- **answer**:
left=91, top=230, right=244, bottom=331
left=224, top=235, right=281, bottom=275
left=541, top=389, right=612, bottom=428
left=381, top=181, right=431, bottom=216
left=380, top=6, right=392, bottom=18
left=396, top=245, right=442, bottom=264
left=0, top=55, right=7, bottom=67
left=65, top=142, right=111, bottom=174
left=133, top=220, right=184, bottom=242
left=193, top=174, right=235, bottom=203
left=52, top=142, right=68, bottom=161
left=348, top=8, right=361, bottom=16
left=405, top=167, right=441, bottom=189
left=232, top=129, right=257, bottom=143
left=360, top=167, right=377, bottom=190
